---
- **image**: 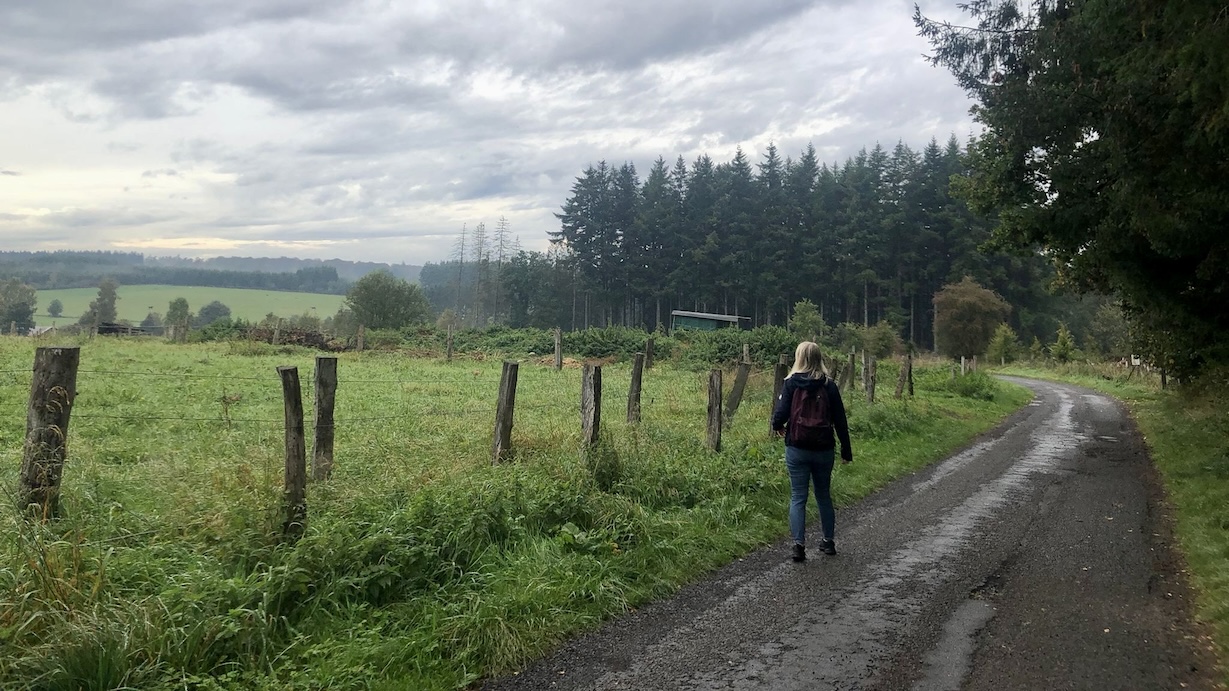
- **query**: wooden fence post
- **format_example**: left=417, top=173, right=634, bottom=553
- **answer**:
left=581, top=363, right=602, bottom=448
left=18, top=346, right=80, bottom=518
left=843, top=350, right=857, bottom=391
left=9, top=321, right=15, bottom=335
left=907, top=351, right=914, bottom=397
left=554, top=327, right=563, bottom=370
left=277, top=366, right=307, bottom=539
left=861, top=350, right=869, bottom=392
left=627, top=352, right=645, bottom=424
left=742, top=343, right=750, bottom=364
left=492, top=360, right=519, bottom=463
left=707, top=369, right=722, bottom=452
left=865, top=358, right=877, bottom=404
left=772, top=353, right=789, bottom=435
left=356, top=324, right=365, bottom=352
left=313, top=356, right=337, bottom=481
left=894, top=356, right=908, bottom=399
left=645, top=337, right=655, bottom=369
left=960, top=355, right=967, bottom=376
left=273, top=319, right=283, bottom=346
left=724, top=361, right=750, bottom=422
left=447, top=325, right=455, bottom=361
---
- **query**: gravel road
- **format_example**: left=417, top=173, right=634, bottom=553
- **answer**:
left=483, top=377, right=1221, bottom=690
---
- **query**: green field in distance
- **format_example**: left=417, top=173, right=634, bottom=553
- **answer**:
left=32, top=285, right=346, bottom=326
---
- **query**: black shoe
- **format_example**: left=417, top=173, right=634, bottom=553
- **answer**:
left=818, top=539, right=836, bottom=556
left=791, top=543, right=806, bottom=562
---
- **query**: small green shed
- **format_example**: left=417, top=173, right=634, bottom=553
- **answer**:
left=669, top=310, right=748, bottom=332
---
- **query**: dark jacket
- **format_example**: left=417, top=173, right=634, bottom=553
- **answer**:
left=771, top=373, right=852, bottom=461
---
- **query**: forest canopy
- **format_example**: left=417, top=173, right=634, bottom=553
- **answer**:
left=916, top=0, right=1229, bottom=377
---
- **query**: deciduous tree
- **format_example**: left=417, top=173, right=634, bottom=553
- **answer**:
left=345, top=271, right=432, bottom=330
left=0, top=279, right=36, bottom=333
left=933, top=277, right=1009, bottom=359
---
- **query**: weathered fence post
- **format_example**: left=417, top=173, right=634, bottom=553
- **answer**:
left=707, top=369, right=722, bottom=452
left=907, top=351, right=914, bottom=397
left=627, top=352, right=645, bottom=424
left=861, top=350, right=870, bottom=391
left=312, top=356, right=337, bottom=481
left=771, top=353, right=789, bottom=435
left=865, top=358, right=877, bottom=404
left=724, top=361, right=750, bottom=422
left=277, top=366, right=307, bottom=539
left=645, top=337, right=655, bottom=369
left=972, top=355, right=978, bottom=372
left=960, top=355, right=967, bottom=376
left=894, top=356, right=908, bottom=399
left=492, top=360, right=519, bottom=463
left=581, top=363, right=602, bottom=448
left=554, top=327, right=563, bottom=370
left=843, top=350, right=857, bottom=391
left=273, top=319, right=283, bottom=346
left=18, top=346, right=79, bottom=518
left=9, top=321, right=15, bottom=335
left=356, top=324, right=365, bottom=352
left=742, top=343, right=750, bottom=364
left=447, top=325, right=455, bottom=361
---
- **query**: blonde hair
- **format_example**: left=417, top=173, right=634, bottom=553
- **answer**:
left=788, top=341, right=829, bottom=379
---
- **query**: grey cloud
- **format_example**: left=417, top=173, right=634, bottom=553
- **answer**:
left=0, top=0, right=977, bottom=264
left=141, top=168, right=180, bottom=178
left=1, top=169, right=19, bottom=175
left=38, top=208, right=177, bottom=228
left=0, top=0, right=839, bottom=120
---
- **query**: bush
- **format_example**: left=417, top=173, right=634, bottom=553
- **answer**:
left=942, top=370, right=1000, bottom=400
left=675, top=326, right=798, bottom=369
left=564, top=327, right=664, bottom=360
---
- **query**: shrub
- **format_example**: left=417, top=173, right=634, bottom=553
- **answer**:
left=942, top=370, right=1000, bottom=400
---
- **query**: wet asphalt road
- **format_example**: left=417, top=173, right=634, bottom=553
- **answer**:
left=483, top=377, right=1220, bottom=690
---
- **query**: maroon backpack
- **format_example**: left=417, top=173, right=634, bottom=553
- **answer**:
left=787, top=378, right=835, bottom=449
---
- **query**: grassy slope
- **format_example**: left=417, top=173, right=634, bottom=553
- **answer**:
left=0, top=338, right=1030, bottom=689
left=997, top=363, right=1229, bottom=684
left=32, top=285, right=346, bottom=326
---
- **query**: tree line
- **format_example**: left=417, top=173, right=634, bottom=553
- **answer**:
left=916, top=0, right=1229, bottom=378
left=0, top=251, right=424, bottom=296
left=422, top=137, right=1109, bottom=352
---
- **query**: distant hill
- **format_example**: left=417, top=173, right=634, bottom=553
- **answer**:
left=144, top=255, right=421, bottom=282
left=0, top=251, right=422, bottom=293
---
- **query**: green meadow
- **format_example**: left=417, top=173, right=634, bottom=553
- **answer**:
left=0, top=336, right=1029, bottom=689
left=32, top=285, right=346, bottom=326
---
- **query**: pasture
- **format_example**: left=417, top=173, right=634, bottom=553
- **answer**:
left=0, top=336, right=1029, bottom=689
left=32, top=285, right=346, bottom=326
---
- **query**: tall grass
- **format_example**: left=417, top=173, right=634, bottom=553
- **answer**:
left=0, top=337, right=1028, bottom=689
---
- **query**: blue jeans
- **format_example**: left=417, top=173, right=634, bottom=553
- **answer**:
left=786, top=446, right=835, bottom=544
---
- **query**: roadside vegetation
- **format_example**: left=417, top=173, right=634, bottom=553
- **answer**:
left=1, top=335, right=1028, bottom=689
left=995, top=361, right=1229, bottom=684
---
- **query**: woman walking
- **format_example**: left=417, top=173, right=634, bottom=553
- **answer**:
left=771, top=341, right=853, bottom=562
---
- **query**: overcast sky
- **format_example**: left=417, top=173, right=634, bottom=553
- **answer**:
left=0, top=0, right=975, bottom=265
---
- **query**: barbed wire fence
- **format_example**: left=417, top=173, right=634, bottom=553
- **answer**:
left=8, top=344, right=773, bottom=538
